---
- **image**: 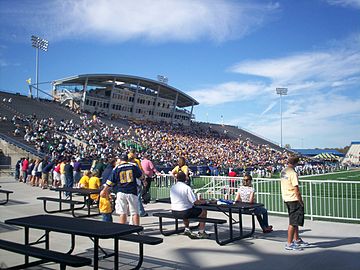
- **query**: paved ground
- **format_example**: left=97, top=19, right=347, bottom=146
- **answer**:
left=0, top=176, right=359, bottom=270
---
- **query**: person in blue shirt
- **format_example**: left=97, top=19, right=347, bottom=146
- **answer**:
left=100, top=153, right=142, bottom=225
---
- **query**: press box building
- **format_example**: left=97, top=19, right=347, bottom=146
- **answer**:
left=52, top=74, right=199, bottom=126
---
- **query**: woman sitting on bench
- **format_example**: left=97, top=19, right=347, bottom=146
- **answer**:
left=234, top=174, right=273, bottom=233
left=170, top=171, right=209, bottom=239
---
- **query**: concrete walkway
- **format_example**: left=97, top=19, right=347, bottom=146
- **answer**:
left=0, top=176, right=359, bottom=270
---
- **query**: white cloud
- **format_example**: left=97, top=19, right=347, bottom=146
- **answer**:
left=326, top=0, right=360, bottom=9
left=230, top=49, right=360, bottom=93
left=260, top=101, right=277, bottom=116
left=192, top=34, right=360, bottom=147
left=249, top=92, right=360, bottom=148
left=0, top=0, right=279, bottom=43
left=188, top=81, right=267, bottom=105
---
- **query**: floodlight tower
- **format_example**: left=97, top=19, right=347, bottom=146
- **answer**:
left=31, top=35, right=49, bottom=99
left=276, top=87, right=288, bottom=148
left=157, top=75, right=168, bottom=84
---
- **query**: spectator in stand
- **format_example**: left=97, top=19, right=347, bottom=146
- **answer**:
left=35, top=158, right=43, bottom=187
left=141, top=153, right=161, bottom=204
left=93, top=158, right=106, bottom=177
left=88, top=170, right=101, bottom=203
left=60, top=159, right=66, bottom=187
left=228, top=168, right=237, bottom=195
left=72, top=157, right=82, bottom=185
left=78, top=170, right=91, bottom=188
left=128, top=149, right=147, bottom=217
left=234, top=174, right=273, bottom=233
left=64, top=158, right=74, bottom=197
left=15, top=158, right=23, bottom=181
left=52, top=161, right=61, bottom=187
left=171, top=157, right=190, bottom=186
left=41, top=158, right=54, bottom=189
left=27, top=159, right=35, bottom=185
left=101, top=159, right=116, bottom=185
left=21, top=157, right=29, bottom=183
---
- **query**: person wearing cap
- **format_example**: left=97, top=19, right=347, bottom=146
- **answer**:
left=101, top=153, right=142, bottom=225
left=281, top=156, right=309, bottom=251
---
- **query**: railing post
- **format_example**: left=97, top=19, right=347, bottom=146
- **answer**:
left=309, top=181, right=313, bottom=221
left=212, top=176, right=216, bottom=198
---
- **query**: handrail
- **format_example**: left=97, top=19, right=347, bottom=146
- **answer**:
left=0, top=133, right=45, bottom=158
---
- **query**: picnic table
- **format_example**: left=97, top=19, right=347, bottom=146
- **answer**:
left=156, top=198, right=264, bottom=245
left=5, top=214, right=143, bottom=270
left=198, top=201, right=264, bottom=245
left=37, top=187, right=102, bottom=217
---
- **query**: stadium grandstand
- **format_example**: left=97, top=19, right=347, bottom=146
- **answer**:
left=342, top=141, right=360, bottom=165
left=52, top=74, right=198, bottom=126
left=0, top=78, right=292, bottom=174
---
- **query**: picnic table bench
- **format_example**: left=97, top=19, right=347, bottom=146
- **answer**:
left=153, top=211, right=227, bottom=236
left=0, top=188, right=13, bottom=205
left=0, top=239, right=92, bottom=270
left=155, top=197, right=264, bottom=245
left=117, top=234, right=163, bottom=269
left=37, top=187, right=102, bottom=218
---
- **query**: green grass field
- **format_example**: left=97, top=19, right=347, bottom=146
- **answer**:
left=151, top=169, right=360, bottom=222
left=300, top=169, right=360, bottom=181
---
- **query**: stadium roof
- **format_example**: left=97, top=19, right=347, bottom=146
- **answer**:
left=292, top=149, right=345, bottom=157
left=53, top=74, right=199, bottom=107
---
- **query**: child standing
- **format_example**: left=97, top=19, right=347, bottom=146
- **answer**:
left=99, top=193, right=113, bottom=222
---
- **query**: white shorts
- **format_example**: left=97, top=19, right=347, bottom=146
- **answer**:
left=60, top=174, right=66, bottom=186
left=53, top=171, right=60, bottom=181
left=115, top=192, right=139, bottom=215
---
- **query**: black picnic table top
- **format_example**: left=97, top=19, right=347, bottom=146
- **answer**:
left=50, top=187, right=102, bottom=195
left=5, top=214, right=142, bottom=238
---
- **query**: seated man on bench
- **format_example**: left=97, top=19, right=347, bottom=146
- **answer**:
left=170, top=171, right=209, bottom=239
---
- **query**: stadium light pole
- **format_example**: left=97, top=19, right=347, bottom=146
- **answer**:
left=276, top=87, right=288, bottom=148
left=31, top=35, right=49, bottom=99
left=157, top=75, right=168, bottom=84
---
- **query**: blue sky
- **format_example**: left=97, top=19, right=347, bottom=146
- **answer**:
left=0, top=0, right=359, bottom=149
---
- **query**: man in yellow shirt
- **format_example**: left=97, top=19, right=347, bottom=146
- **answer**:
left=281, top=156, right=309, bottom=251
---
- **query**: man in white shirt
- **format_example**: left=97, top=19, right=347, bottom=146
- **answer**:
left=170, top=171, right=209, bottom=239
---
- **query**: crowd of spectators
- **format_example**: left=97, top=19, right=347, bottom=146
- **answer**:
left=8, top=113, right=344, bottom=176
left=9, top=113, right=291, bottom=173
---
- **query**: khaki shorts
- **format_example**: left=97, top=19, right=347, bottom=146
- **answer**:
left=115, top=192, right=139, bottom=215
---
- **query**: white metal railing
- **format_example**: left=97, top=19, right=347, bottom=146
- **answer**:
left=151, top=175, right=360, bottom=223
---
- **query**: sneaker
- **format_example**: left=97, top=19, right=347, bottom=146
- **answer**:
left=263, top=227, right=273, bottom=233
left=188, top=231, right=211, bottom=239
left=294, top=238, right=309, bottom=247
left=184, top=229, right=193, bottom=237
left=285, top=242, right=303, bottom=251
left=140, top=213, right=149, bottom=217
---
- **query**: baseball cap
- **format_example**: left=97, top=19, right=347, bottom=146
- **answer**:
left=120, top=153, right=128, bottom=161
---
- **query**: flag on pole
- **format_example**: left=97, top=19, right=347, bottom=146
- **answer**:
left=26, top=78, right=31, bottom=84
